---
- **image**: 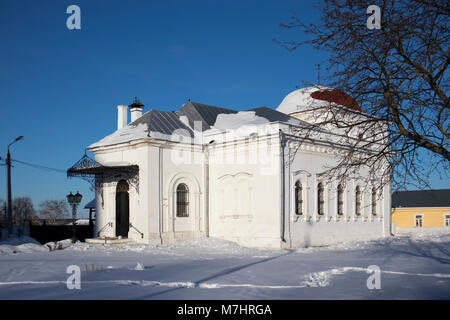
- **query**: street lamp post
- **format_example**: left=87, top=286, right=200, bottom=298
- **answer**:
left=6, top=136, right=24, bottom=236
left=66, top=191, right=82, bottom=243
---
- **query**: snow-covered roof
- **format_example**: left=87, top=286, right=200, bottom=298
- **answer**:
left=177, top=101, right=238, bottom=131
left=89, top=110, right=193, bottom=148
left=89, top=100, right=309, bottom=149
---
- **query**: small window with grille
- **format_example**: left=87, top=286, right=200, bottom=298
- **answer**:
left=176, top=183, right=189, bottom=217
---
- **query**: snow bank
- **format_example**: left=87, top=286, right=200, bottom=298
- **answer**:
left=65, top=236, right=272, bottom=259
left=177, top=237, right=263, bottom=255
left=0, top=237, right=47, bottom=255
left=294, top=228, right=450, bottom=254
left=44, top=239, right=75, bottom=250
left=0, top=236, right=40, bottom=246
left=395, top=227, right=450, bottom=242
left=0, top=238, right=80, bottom=255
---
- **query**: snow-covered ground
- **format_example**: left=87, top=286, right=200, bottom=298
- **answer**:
left=0, top=228, right=449, bottom=299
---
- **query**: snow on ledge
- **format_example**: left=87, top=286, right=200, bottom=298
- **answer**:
left=89, top=123, right=149, bottom=148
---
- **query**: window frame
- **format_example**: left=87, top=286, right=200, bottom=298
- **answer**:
left=176, top=183, right=189, bottom=218
left=355, top=186, right=362, bottom=216
left=295, top=181, right=303, bottom=215
left=317, top=183, right=325, bottom=215
left=371, top=188, right=377, bottom=216
left=415, top=214, right=423, bottom=227
left=444, top=214, right=450, bottom=227
left=337, top=184, right=344, bottom=216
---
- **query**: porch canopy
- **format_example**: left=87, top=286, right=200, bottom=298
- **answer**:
left=67, top=153, right=139, bottom=192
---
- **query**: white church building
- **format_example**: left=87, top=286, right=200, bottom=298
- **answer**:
left=69, top=85, right=391, bottom=249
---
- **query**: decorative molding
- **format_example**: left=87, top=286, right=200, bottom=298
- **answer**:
left=292, top=169, right=312, bottom=177
left=219, top=214, right=253, bottom=222
left=217, top=172, right=253, bottom=181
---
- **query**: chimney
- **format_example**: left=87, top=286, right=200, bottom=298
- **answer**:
left=117, top=105, right=128, bottom=130
left=129, top=97, right=144, bottom=123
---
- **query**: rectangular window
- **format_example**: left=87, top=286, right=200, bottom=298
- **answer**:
left=445, top=215, right=450, bottom=227
left=318, top=183, right=324, bottom=215
left=338, top=199, right=343, bottom=215
left=337, top=185, right=344, bottom=216
left=415, top=215, right=423, bottom=227
left=355, top=187, right=362, bottom=216
left=295, top=182, right=303, bottom=215
left=371, top=189, right=377, bottom=216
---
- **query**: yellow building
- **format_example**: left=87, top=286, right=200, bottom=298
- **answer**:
left=392, top=189, right=450, bottom=228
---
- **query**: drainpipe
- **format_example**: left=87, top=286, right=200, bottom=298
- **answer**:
left=279, top=130, right=287, bottom=244
left=158, top=146, right=164, bottom=244
left=388, top=179, right=393, bottom=236
left=203, top=143, right=211, bottom=237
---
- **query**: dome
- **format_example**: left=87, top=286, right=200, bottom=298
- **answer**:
left=276, top=85, right=360, bottom=115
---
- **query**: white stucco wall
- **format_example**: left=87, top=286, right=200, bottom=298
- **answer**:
left=207, top=131, right=283, bottom=249
left=92, top=142, right=151, bottom=243
left=92, top=139, right=206, bottom=245
left=89, top=120, right=391, bottom=249
left=284, top=134, right=391, bottom=247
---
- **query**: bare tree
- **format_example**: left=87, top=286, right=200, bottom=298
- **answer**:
left=38, top=200, right=69, bottom=224
left=12, top=197, right=38, bottom=225
left=275, top=0, right=449, bottom=190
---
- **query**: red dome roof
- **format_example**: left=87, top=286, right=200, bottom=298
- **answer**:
left=310, top=88, right=360, bottom=111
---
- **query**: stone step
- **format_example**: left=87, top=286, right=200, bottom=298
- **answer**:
left=85, top=237, right=135, bottom=245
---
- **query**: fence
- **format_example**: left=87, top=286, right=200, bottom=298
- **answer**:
left=0, top=226, right=30, bottom=241
left=29, top=224, right=94, bottom=244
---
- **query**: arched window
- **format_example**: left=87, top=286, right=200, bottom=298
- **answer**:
left=317, top=183, right=324, bottom=215
left=337, top=184, right=344, bottom=215
left=371, top=188, right=377, bottom=216
left=176, top=183, right=189, bottom=217
left=355, top=186, right=362, bottom=216
left=295, top=181, right=303, bottom=215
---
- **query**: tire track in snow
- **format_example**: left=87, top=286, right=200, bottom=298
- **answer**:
left=0, top=267, right=449, bottom=289
left=301, top=267, right=450, bottom=288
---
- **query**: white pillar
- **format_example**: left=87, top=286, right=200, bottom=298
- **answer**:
left=117, top=105, right=128, bottom=130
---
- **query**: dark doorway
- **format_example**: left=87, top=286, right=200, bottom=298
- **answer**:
left=115, top=180, right=129, bottom=238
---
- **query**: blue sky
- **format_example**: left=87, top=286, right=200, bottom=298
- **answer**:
left=0, top=0, right=447, bottom=217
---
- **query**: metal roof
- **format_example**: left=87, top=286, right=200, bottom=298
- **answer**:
left=177, top=101, right=237, bottom=131
left=392, top=189, right=450, bottom=208
left=250, top=106, right=311, bottom=126
left=176, top=101, right=309, bottom=131
left=95, top=100, right=314, bottom=145
left=130, top=109, right=194, bottom=136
